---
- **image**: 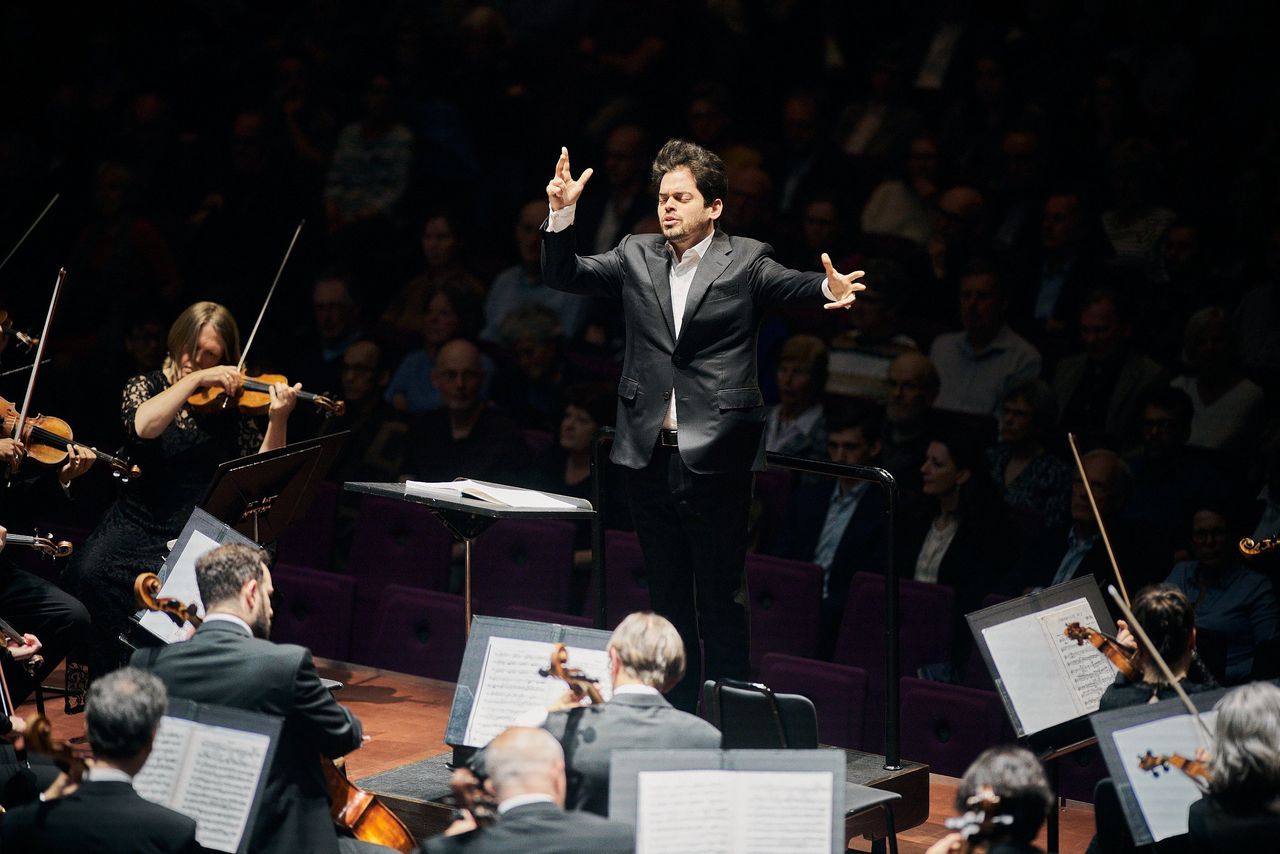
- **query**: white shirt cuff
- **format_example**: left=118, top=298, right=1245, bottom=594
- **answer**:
left=821, top=278, right=836, bottom=301
left=546, top=203, right=576, bottom=233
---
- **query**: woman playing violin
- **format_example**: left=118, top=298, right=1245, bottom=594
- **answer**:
left=65, top=301, right=298, bottom=679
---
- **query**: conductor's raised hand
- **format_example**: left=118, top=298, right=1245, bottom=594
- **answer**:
left=546, top=147, right=594, bottom=211
left=821, top=253, right=866, bottom=310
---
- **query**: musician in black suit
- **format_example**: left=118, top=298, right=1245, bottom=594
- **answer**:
left=542, top=139, right=865, bottom=709
left=0, top=667, right=200, bottom=854
left=131, top=542, right=391, bottom=854
left=422, top=727, right=634, bottom=854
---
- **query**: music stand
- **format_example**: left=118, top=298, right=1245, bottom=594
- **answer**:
left=200, top=432, right=347, bottom=544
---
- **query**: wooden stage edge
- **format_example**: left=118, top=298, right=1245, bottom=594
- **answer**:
left=24, top=658, right=1095, bottom=853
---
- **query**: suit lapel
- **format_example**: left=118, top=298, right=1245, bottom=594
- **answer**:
left=677, top=231, right=732, bottom=345
left=645, top=243, right=677, bottom=344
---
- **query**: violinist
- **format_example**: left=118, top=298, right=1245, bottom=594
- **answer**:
left=1188, top=681, right=1280, bottom=850
left=64, top=301, right=298, bottom=679
left=0, top=667, right=201, bottom=854
left=925, top=746, right=1054, bottom=853
left=131, top=543, right=394, bottom=854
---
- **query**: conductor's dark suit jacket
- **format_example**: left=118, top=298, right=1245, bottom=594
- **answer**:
left=542, top=226, right=826, bottom=473
left=544, top=692, right=722, bottom=816
left=132, top=619, right=362, bottom=854
left=0, top=779, right=201, bottom=854
left=419, top=801, right=634, bottom=854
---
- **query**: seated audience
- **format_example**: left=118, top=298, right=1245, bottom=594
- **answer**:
left=1165, top=504, right=1278, bottom=683
left=987, top=378, right=1071, bottom=529
left=1189, top=681, right=1280, bottom=850
left=826, top=258, right=918, bottom=400
left=926, top=746, right=1054, bottom=854
left=379, top=211, right=484, bottom=351
left=764, top=333, right=828, bottom=458
left=0, top=667, right=200, bottom=854
left=930, top=260, right=1041, bottom=416
left=385, top=281, right=492, bottom=414
left=321, top=340, right=408, bottom=485
left=879, top=351, right=941, bottom=496
left=490, top=304, right=572, bottom=431
left=427, top=727, right=634, bottom=854
left=1170, top=306, right=1265, bottom=456
left=401, top=339, right=525, bottom=484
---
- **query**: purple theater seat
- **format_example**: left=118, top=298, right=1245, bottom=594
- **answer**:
left=496, top=604, right=593, bottom=629
left=759, top=652, right=868, bottom=749
left=898, top=677, right=1006, bottom=777
left=472, top=519, right=575, bottom=615
left=751, top=468, right=793, bottom=553
left=583, top=530, right=652, bottom=629
left=346, top=494, right=453, bottom=595
left=270, top=562, right=356, bottom=660
left=745, top=554, right=822, bottom=674
left=275, top=480, right=340, bottom=571
left=350, top=585, right=468, bottom=681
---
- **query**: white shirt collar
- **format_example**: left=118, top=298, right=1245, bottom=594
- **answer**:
left=202, top=612, right=253, bottom=635
left=613, top=683, right=661, bottom=696
left=497, top=793, right=556, bottom=814
left=666, top=229, right=716, bottom=266
left=86, top=767, right=134, bottom=784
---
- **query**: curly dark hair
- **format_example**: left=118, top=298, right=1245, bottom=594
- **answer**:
left=650, top=138, right=727, bottom=205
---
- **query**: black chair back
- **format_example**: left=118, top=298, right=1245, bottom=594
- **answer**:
left=702, top=678, right=819, bottom=749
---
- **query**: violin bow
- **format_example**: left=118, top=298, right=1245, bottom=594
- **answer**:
left=0, top=194, right=58, bottom=276
left=237, top=219, right=305, bottom=373
left=1066, top=432, right=1132, bottom=609
left=1106, top=584, right=1215, bottom=746
left=0, top=358, right=51, bottom=378
left=11, top=267, right=65, bottom=453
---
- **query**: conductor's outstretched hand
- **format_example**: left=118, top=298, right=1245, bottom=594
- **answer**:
left=546, top=147, right=594, bottom=211
left=821, top=252, right=866, bottom=310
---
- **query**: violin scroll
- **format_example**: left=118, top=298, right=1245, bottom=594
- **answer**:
left=1063, top=621, right=1141, bottom=682
left=28, top=534, right=72, bottom=559
left=133, top=572, right=202, bottom=628
left=1137, top=750, right=1211, bottom=788
left=1239, top=535, right=1279, bottom=557
left=539, top=643, right=603, bottom=705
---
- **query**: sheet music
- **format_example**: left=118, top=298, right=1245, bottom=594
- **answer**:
left=133, top=715, right=271, bottom=853
left=1111, top=711, right=1217, bottom=843
left=405, top=479, right=580, bottom=510
left=635, top=770, right=834, bottom=854
left=981, top=596, right=1113, bottom=734
left=463, top=636, right=613, bottom=746
left=137, top=529, right=219, bottom=643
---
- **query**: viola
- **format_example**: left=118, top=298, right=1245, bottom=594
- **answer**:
left=539, top=642, right=603, bottom=705
left=20, top=714, right=89, bottom=782
left=1138, top=750, right=1212, bottom=788
left=1, top=395, right=141, bottom=480
left=322, top=755, right=416, bottom=852
left=186, top=372, right=344, bottom=417
left=133, top=572, right=202, bottom=629
left=1064, top=621, right=1141, bottom=682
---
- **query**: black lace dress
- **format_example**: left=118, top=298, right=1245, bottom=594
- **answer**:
left=65, top=370, right=262, bottom=675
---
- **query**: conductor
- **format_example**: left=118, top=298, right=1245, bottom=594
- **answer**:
left=542, top=139, right=864, bottom=709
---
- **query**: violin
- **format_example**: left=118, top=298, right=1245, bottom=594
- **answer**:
left=539, top=643, right=603, bottom=705
left=1239, top=534, right=1279, bottom=557
left=322, top=755, right=416, bottom=852
left=186, top=373, right=344, bottom=417
left=1064, top=621, right=1141, bottom=682
left=1, top=395, right=141, bottom=480
left=0, top=311, right=38, bottom=351
left=20, top=714, right=90, bottom=782
left=2, top=531, right=72, bottom=559
left=444, top=757, right=499, bottom=829
left=133, top=572, right=202, bottom=628
left=1138, top=750, right=1212, bottom=788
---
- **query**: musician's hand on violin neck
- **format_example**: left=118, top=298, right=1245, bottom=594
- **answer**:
left=0, top=523, right=6, bottom=552
left=268, top=380, right=301, bottom=419
left=58, top=443, right=96, bottom=486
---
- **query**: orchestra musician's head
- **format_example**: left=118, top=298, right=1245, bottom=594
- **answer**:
left=483, top=727, right=569, bottom=808
left=195, top=543, right=274, bottom=639
left=1209, top=681, right=1280, bottom=810
left=954, top=746, right=1053, bottom=846
left=1130, top=584, right=1197, bottom=680
left=85, top=666, right=169, bottom=776
left=164, top=301, right=241, bottom=383
left=607, top=612, right=685, bottom=694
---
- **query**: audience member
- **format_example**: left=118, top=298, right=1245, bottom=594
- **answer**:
left=764, top=333, right=827, bottom=459
left=573, top=123, right=652, bottom=254
left=827, top=258, right=918, bottom=400
left=1170, top=306, right=1265, bottom=455
left=1053, top=289, right=1165, bottom=447
left=879, top=351, right=941, bottom=495
left=1100, top=138, right=1176, bottom=278
left=380, top=211, right=486, bottom=351
left=861, top=132, right=940, bottom=247
left=987, top=378, right=1071, bottom=529
left=321, top=340, right=408, bottom=486
left=323, top=73, right=412, bottom=233
left=490, top=304, right=571, bottom=431
left=287, top=273, right=367, bottom=411
left=385, top=280, right=492, bottom=414
left=930, top=260, right=1041, bottom=416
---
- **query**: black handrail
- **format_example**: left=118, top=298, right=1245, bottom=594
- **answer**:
left=587, top=431, right=902, bottom=771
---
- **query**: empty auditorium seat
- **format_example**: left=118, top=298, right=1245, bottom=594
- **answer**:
left=898, top=677, right=1006, bottom=777
left=350, top=585, right=468, bottom=681
left=471, top=519, right=576, bottom=615
left=745, top=554, right=822, bottom=673
left=270, top=562, right=356, bottom=660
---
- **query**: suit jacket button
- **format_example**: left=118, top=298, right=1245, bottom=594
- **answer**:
left=672, top=356, right=687, bottom=368
left=663, top=391, right=671, bottom=400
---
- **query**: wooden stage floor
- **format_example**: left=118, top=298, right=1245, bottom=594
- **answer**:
left=23, top=660, right=1096, bottom=853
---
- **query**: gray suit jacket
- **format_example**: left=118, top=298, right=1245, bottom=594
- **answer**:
left=1052, top=350, right=1165, bottom=441
left=420, top=801, right=633, bottom=854
left=132, top=620, right=362, bottom=854
left=542, top=226, right=825, bottom=473
left=544, top=692, right=722, bottom=816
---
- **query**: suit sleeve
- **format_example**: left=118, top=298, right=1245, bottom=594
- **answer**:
left=746, top=246, right=826, bottom=306
left=541, top=226, right=627, bottom=299
left=291, top=649, right=363, bottom=758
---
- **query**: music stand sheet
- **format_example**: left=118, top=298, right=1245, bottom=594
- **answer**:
left=133, top=508, right=258, bottom=644
left=1092, top=689, right=1226, bottom=846
left=446, top=615, right=613, bottom=748
left=967, top=576, right=1116, bottom=741
left=609, top=749, right=844, bottom=854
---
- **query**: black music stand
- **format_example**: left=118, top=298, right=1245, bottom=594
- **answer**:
left=200, top=432, right=347, bottom=545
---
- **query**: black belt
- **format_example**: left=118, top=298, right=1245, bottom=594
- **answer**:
left=659, top=428, right=679, bottom=447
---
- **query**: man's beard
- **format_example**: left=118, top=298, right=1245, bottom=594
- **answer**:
left=250, top=602, right=272, bottom=640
